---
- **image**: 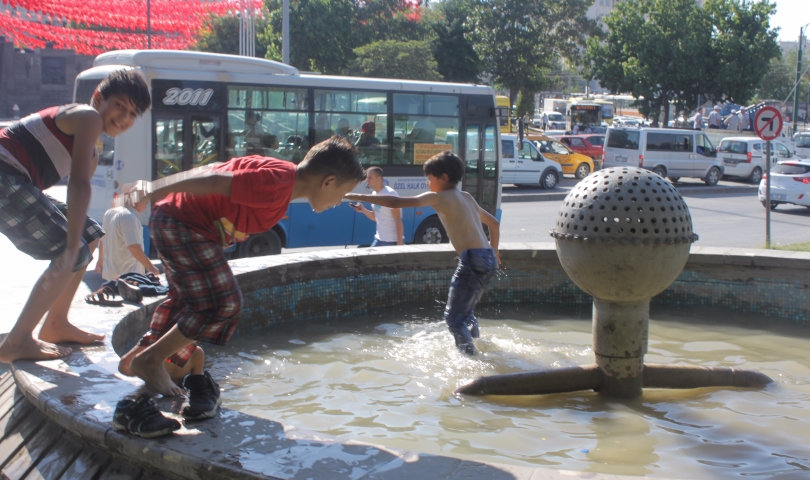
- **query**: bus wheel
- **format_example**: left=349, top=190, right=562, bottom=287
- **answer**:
left=575, top=163, right=590, bottom=179
left=415, top=217, right=448, bottom=244
left=237, top=230, right=282, bottom=258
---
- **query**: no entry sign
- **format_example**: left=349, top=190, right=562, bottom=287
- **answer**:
left=754, top=106, right=783, bottom=141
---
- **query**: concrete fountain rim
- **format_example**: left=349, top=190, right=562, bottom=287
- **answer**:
left=9, top=243, right=810, bottom=480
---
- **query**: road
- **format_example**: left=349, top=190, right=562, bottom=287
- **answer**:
left=500, top=190, right=810, bottom=248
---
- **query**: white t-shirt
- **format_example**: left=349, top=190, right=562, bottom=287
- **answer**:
left=708, top=111, right=721, bottom=127
left=726, top=114, right=741, bottom=131
left=372, top=186, right=401, bottom=242
left=100, top=206, right=145, bottom=281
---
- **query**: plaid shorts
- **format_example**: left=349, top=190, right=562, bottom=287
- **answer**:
left=139, top=205, right=242, bottom=367
left=0, top=163, right=104, bottom=272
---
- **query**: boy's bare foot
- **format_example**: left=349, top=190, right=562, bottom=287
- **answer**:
left=0, top=334, right=72, bottom=363
left=118, top=345, right=145, bottom=377
left=38, top=322, right=105, bottom=345
left=131, top=355, right=185, bottom=396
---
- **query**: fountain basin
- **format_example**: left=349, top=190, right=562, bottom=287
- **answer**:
left=9, top=244, right=810, bottom=479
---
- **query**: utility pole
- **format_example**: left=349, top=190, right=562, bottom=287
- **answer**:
left=282, top=0, right=290, bottom=64
left=793, top=26, right=804, bottom=133
left=146, top=0, right=151, bottom=49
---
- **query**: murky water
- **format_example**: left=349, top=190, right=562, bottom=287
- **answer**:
left=207, top=305, right=810, bottom=478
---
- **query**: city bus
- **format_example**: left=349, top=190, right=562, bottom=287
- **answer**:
left=566, top=98, right=603, bottom=129
left=74, top=50, right=501, bottom=257
left=495, top=95, right=512, bottom=134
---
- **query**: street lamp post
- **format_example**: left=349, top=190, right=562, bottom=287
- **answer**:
left=793, top=25, right=809, bottom=133
left=146, top=0, right=151, bottom=49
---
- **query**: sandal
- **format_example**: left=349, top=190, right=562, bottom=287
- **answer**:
left=85, top=287, right=123, bottom=307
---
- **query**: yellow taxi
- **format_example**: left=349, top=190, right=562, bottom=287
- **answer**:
left=527, top=134, right=594, bottom=179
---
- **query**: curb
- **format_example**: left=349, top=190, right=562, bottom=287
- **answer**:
left=502, top=185, right=757, bottom=203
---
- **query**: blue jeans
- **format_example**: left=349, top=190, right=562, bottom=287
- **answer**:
left=103, top=272, right=169, bottom=297
left=444, top=248, right=498, bottom=355
left=370, top=238, right=398, bottom=247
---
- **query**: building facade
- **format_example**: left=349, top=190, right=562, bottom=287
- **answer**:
left=0, top=37, right=95, bottom=119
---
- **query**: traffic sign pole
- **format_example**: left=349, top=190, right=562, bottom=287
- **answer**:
left=765, top=141, right=771, bottom=249
left=754, top=106, right=782, bottom=249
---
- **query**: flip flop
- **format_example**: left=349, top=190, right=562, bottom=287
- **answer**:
left=85, top=287, right=123, bottom=307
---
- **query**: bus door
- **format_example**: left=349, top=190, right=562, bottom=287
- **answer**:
left=153, top=113, right=223, bottom=180
left=462, top=98, right=499, bottom=217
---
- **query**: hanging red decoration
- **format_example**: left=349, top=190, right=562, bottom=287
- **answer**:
left=0, top=0, right=262, bottom=55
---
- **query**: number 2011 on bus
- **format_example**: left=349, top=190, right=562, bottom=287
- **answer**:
left=162, top=88, right=214, bottom=106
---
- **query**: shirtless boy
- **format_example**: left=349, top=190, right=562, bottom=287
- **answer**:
left=0, top=70, right=151, bottom=362
left=346, top=151, right=500, bottom=354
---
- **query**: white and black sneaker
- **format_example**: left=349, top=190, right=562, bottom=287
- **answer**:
left=182, top=371, right=222, bottom=420
left=112, top=393, right=181, bottom=438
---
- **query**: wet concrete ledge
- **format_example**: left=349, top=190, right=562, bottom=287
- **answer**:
left=11, top=243, right=810, bottom=480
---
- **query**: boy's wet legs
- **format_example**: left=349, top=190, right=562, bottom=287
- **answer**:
left=130, top=325, right=193, bottom=396
left=444, top=249, right=497, bottom=355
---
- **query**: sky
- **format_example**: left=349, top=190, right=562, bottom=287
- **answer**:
left=769, top=0, right=809, bottom=41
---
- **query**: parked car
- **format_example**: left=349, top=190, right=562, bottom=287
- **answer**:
left=545, top=112, right=566, bottom=130
left=758, top=160, right=810, bottom=209
left=603, top=127, right=724, bottom=185
left=559, top=134, right=605, bottom=170
left=527, top=133, right=594, bottom=179
left=532, top=114, right=543, bottom=128
left=543, top=129, right=567, bottom=138
left=718, top=137, right=794, bottom=184
left=796, top=133, right=810, bottom=159
left=501, top=134, right=562, bottom=189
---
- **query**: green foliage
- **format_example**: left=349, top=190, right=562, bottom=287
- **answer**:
left=468, top=0, right=597, bottom=105
left=347, top=40, right=442, bottom=81
left=757, top=50, right=809, bottom=104
left=516, top=90, right=536, bottom=119
left=427, top=0, right=481, bottom=83
left=261, top=0, right=358, bottom=74
left=703, top=0, right=781, bottom=103
left=192, top=13, right=268, bottom=58
left=585, top=0, right=780, bottom=123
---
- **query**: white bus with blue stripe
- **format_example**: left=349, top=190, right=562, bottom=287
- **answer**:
left=75, top=50, right=501, bottom=257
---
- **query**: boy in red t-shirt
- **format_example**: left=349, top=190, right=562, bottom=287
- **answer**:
left=112, top=137, right=364, bottom=438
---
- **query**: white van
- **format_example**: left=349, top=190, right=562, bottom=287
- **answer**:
left=796, top=133, right=810, bottom=159
left=718, top=137, right=795, bottom=183
left=501, top=134, right=563, bottom=189
left=603, top=127, right=725, bottom=185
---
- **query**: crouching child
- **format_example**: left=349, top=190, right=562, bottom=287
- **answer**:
left=113, top=137, right=365, bottom=438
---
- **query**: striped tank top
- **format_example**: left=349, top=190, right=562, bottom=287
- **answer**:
left=0, top=104, right=77, bottom=189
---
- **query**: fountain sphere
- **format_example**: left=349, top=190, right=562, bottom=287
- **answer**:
left=551, top=168, right=698, bottom=397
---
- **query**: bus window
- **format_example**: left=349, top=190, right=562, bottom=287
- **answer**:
left=392, top=93, right=458, bottom=165
left=313, top=90, right=389, bottom=165
left=191, top=117, right=219, bottom=168
left=155, top=118, right=184, bottom=178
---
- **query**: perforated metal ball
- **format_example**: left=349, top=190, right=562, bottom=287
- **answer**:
left=550, top=168, right=698, bottom=246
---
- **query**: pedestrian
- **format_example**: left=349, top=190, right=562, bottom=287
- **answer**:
left=350, top=167, right=403, bottom=246
left=0, top=69, right=151, bottom=362
left=694, top=108, right=704, bottom=130
left=346, top=151, right=500, bottom=356
left=112, top=137, right=364, bottom=438
left=708, top=106, right=722, bottom=129
left=724, top=110, right=741, bottom=132
left=542, top=112, right=548, bottom=131
left=96, top=203, right=160, bottom=283
left=740, top=108, right=751, bottom=131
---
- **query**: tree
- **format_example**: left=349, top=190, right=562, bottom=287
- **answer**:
left=467, top=0, right=597, bottom=106
left=586, top=0, right=712, bottom=125
left=757, top=50, right=809, bottom=105
left=260, top=0, right=428, bottom=74
left=192, top=14, right=268, bottom=58
left=426, top=0, right=481, bottom=83
left=703, top=0, right=780, bottom=104
left=261, top=0, right=358, bottom=74
left=585, top=0, right=780, bottom=125
left=347, top=40, right=442, bottom=80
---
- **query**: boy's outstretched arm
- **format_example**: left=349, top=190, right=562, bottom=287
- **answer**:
left=126, top=172, right=233, bottom=208
left=345, top=191, right=439, bottom=209
left=479, top=207, right=501, bottom=265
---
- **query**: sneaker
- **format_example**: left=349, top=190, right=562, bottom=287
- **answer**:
left=118, top=279, right=144, bottom=303
left=182, top=371, right=222, bottom=420
left=112, top=393, right=181, bottom=438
